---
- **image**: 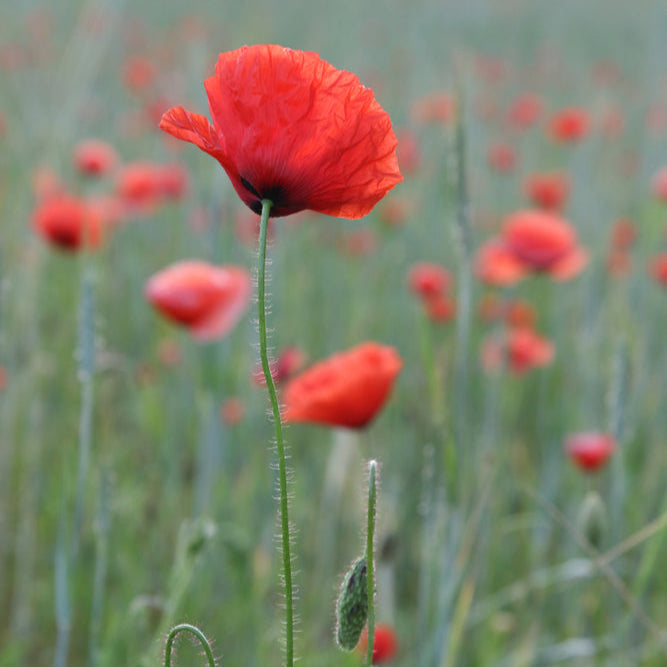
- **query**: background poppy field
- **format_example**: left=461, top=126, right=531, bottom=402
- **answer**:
left=1, top=0, right=667, bottom=665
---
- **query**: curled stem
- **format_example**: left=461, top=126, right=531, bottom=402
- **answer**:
left=257, top=198, right=294, bottom=666
left=365, top=460, right=378, bottom=667
left=164, top=623, right=216, bottom=667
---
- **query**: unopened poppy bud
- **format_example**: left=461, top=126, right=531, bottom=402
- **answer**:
left=335, top=557, right=368, bottom=651
left=577, top=491, right=606, bottom=549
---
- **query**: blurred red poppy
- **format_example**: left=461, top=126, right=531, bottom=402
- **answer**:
left=115, top=162, right=162, bottom=214
left=424, top=294, right=456, bottom=323
left=474, top=240, right=527, bottom=287
left=606, top=251, right=632, bottom=278
left=482, top=327, right=554, bottom=375
left=72, top=139, right=118, bottom=177
left=651, top=167, right=667, bottom=202
left=145, top=261, right=251, bottom=341
left=649, top=254, right=667, bottom=286
left=610, top=218, right=637, bottom=250
left=502, top=209, right=588, bottom=280
left=357, top=623, right=398, bottom=664
left=504, top=300, right=536, bottom=329
left=565, top=432, right=616, bottom=472
left=283, top=342, right=402, bottom=428
left=219, top=397, right=245, bottom=426
left=160, top=45, right=401, bottom=218
left=506, top=93, right=543, bottom=129
left=32, top=194, right=104, bottom=251
left=408, top=262, right=452, bottom=299
left=122, top=55, right=155, bottom=92
left=487, top=141, right=517, bottom=173
left=395, top=128, right=421, bottom=174
left=523, top=171, right=570, bottom=211
left=157, top=162, right=189, bottom=200
left=410, top=92, right=456, bottom=125
left=548, top=107, right=590, bottom=143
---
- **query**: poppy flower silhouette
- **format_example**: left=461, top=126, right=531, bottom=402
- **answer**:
left=565, top=432, right=616, bottom=472
left=283, top=342, right=403, bottom=429
left=160, top=44, right=402, bottom=218
left=145, top=261, right=251, bottom=341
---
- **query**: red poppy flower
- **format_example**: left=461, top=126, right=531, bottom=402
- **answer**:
left=408, top=262, right=452, bottom=299
left=507, top=93, right=543, bottom=129
left=395, top=128, right=421, bottom=174
left=424, top=293, right=456, bottom=323
left=115, top=162, right=163, bottom=214
left=157, top=163, right=189, bottom=200
left=160, top=45, right=401, bottom=218
left=32, top=194, right=104, bottom=251
left=502, top=209, right=588, bottom=280
left=474, top=240, right=527, bottom=287
left=565, top=432, right=616, bottom=472
left=482, top=327, right=554, bottom=375
left=122, top=55, right=155, bottom=92
left=548, top=107, right=590, bottom=143
left=410, top=92, right=456, bottom=125
left=357, top=624, right=398, bottom=664
left=145, top=261, right=251, bottom=341
left=72, top=139, right=118, bottom=177
left=282, top=342, right=402, bottom=429
left=504, top=300, right=536, bottom=330
left=651, top=167, right=667, bottom=202
left=610, top=218, right=637, bottom=250
left=523, top=171, right=570, bottom=211
left=649, top=254, right=667, bottom=286
left=487, top=141, right=517, bottom=173
left=219, top=397, right=245, bottom=426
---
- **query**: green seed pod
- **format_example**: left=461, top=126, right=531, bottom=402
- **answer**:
left=335, top=557, right=368, bottom=651
left=577, top=490, right=606, bottom=549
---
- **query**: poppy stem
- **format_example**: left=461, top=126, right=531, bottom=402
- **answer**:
left=163, top=623, right=217, bottom=667
left=364, top=460, right=378, bottom=667
left=257, top=198, right=294, bottom=666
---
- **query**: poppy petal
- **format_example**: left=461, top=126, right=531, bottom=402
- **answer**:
left=159, top=106, right=228, bottom=163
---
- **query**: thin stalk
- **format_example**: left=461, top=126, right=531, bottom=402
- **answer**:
left=164, top=623, right=216, bottom=667
left=365, top=460, right=378, bottom=667
left=257, top=198, right=294, bottom=666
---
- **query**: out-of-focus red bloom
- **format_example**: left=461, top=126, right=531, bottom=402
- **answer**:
left=340, top=228, right=377, bottom=256
left=157, top=162, right=189, bottom=200
left=523, top=171, right=570, bottom=211
left=565, top=432, right=616, bottom=472
left=252, top=346, right=305, bottom=387
left=410, top=92, right=456, bottom=125
left=548, top=107, right=590, bottom=143
left=408, top=262, right=451, bottom=299
left=487, top=142, right=517, bottom=173
left=649, top=254, right=667, bottom=286
left=395, top=128, right=421, bottom=174
left=122, top=55, right=155, bottom=92
left=32, top=194, right=104, bottom=251
left=504, top=300, right=536, bottom=329
left=145, top=261, right=251, bottom=341
left=115, top=162, right=162, bottom=214
left=507, top=93, right=543, bottom=129
left=474, top=240, right=527, bottom=287
left=219, top=397, right=245, bottom=426
left=610, top=218, right=637, bottom=250
left=0, top=366, right=7, bottom=392
left=482, top=327, right=555, bottom=375
left=283, top=342, right=402, bottom=429
left=651, top=167, right=667, bottom=202
left=160, top=45, right=401, bottom=219
left=357, top=624, right=398, bottom=664
left=502, top=209, right=588, bottom=280
left=424, top=294, right=456, bottom=323
left=72, top=139, right=118, bottom=177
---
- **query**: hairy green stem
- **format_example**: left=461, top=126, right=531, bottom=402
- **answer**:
left=164, top=623, right=216, bottom=667
left=365, top=460, right=378, bottom=667
left=258, top=199, right=294, bottom=666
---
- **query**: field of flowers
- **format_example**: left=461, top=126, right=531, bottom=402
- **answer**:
left=1, top=0, right=666, bottom=665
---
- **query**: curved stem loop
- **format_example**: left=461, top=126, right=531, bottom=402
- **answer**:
left=164, top=623, right=216, bottom=667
